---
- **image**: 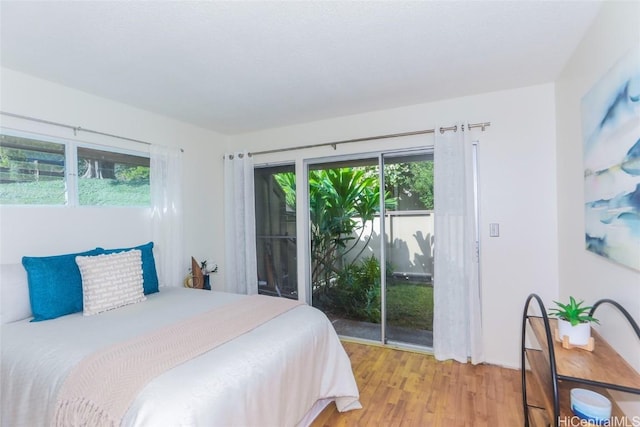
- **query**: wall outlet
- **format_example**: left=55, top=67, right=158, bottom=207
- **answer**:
left=489, top=223, right=500, bottom=237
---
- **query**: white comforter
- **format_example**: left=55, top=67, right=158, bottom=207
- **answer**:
left=1, top=288, right=360, bottom=427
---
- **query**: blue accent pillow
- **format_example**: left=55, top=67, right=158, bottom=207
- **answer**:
left=97, top=242, right=159, bottom=295
left=22, top=248, right=102, bottom=322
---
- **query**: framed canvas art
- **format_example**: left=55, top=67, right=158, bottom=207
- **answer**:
left=582, top=46, right=640, bottom=271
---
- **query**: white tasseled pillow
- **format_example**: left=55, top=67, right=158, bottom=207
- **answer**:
left=76, top=249, right=146, bottom=316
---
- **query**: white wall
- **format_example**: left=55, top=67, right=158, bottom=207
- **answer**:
left=555, top=0, right=640, bottom=414
left=0, top=68, right=228, bottom=286
left=343, top=215, right=435, bottom=277
left=230, top=83, right=559, bottom=368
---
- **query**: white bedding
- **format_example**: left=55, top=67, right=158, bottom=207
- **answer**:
left=1, top=288, right=361, bottom=426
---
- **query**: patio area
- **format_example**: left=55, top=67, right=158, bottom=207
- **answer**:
left=330, top=317, right=433, bottom=348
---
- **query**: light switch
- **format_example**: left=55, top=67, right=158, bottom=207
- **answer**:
left=489, top=223, right=500, bottom=237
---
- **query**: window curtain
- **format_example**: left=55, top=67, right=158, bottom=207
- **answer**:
left=223, top=151, right=258, bottom=295
left=433, top=123, right=484, bottom=364
left=150, top=145, right=184, bottom=288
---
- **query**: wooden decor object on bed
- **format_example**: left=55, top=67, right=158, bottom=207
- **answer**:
left=191, top=257, right=204, bottom=289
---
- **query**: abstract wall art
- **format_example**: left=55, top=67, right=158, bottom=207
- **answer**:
left=582, top=46, right=640, bottom=271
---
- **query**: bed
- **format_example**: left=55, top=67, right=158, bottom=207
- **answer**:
left=0, top=260, right=361, bottom=427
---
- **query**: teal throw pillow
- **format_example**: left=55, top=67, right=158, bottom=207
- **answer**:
left=22, top=248, right=102, bottom=322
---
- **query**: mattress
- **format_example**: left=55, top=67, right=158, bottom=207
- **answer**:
left=1, top=287, right=361, bottom=426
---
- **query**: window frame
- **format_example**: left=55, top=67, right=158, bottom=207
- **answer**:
left=0, top=128, right=150, bottom=208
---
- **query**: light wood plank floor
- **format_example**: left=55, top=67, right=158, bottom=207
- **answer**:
left=312, top=341, right=524, bottom=427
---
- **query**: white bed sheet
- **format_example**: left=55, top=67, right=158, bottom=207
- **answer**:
left=1, top=288, right=360, bottom=427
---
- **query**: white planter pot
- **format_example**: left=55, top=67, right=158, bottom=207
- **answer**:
left=558, top=319, right=591, bottom=346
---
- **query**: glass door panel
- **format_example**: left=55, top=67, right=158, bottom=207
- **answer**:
left=382, top=152, right=434, bottom=348
left=308, top=158, right=382, bottom=342
left=254, top=165, right=298, bottom=299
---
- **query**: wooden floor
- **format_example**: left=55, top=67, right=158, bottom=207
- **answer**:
left=312, top=341, right=524, bottom=427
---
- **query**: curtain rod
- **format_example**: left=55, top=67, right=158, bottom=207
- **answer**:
left=0, top=111, right=183, bottom=152
left=249, top=121, right=491, bottom=156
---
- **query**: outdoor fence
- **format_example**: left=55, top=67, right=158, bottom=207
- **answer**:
left=344, top=210, right=434, bottom=282
left=0, top=159, right=64, bottom=184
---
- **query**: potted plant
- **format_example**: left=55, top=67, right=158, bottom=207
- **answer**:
left=199, top=260, right=218, bottom=290
left=549, top=296, right=599, bottom=346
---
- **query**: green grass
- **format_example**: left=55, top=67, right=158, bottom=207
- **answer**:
left=386, top=283, right=433, bottom=331
left=78, top=178, right=149, bottom=206
left=0, top=179, right=149, bottom=206
left=0, top=179, right=66, bottom=204
left=318, top=281, right=434, bottom=331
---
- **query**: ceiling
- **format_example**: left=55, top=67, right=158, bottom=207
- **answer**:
left=0, top=1, right=602, bottom=135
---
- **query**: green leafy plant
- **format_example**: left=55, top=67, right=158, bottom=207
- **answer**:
left=549, top=296, right=599, bottom=326
left=274, top=168, right=396, bottom=295
left=316, top=255, right=381, bottom=323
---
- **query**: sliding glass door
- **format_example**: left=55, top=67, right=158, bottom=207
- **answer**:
left=254, top=150, right=435, bottom=348
left=304, top=152, right=433, bottom=347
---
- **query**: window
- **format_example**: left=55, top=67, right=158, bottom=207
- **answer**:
left=0, top=132, right=150, bottom=206
left=0, top=134, right=66, bottom=204
left=77, top=146, right=150, bottom=206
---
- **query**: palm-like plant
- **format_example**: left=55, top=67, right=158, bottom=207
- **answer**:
left=274, top=168, right=396, bottom=294
left=549, top=296, right=599, bottom=326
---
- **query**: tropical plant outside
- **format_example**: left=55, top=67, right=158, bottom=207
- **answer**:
left=273, top=164, right=435, bottom=327
left=318, top=255, right=382, bottom=323
left=362, top=161, right=434, bottom=210
left=275, top=167, right=396, bottom=293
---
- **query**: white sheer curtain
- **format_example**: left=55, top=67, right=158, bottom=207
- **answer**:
left=150, top=145, right=184, bottom=288
left=223, top=151, right=258, bottom=295
left=433, top=123, right=484, bottom=364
